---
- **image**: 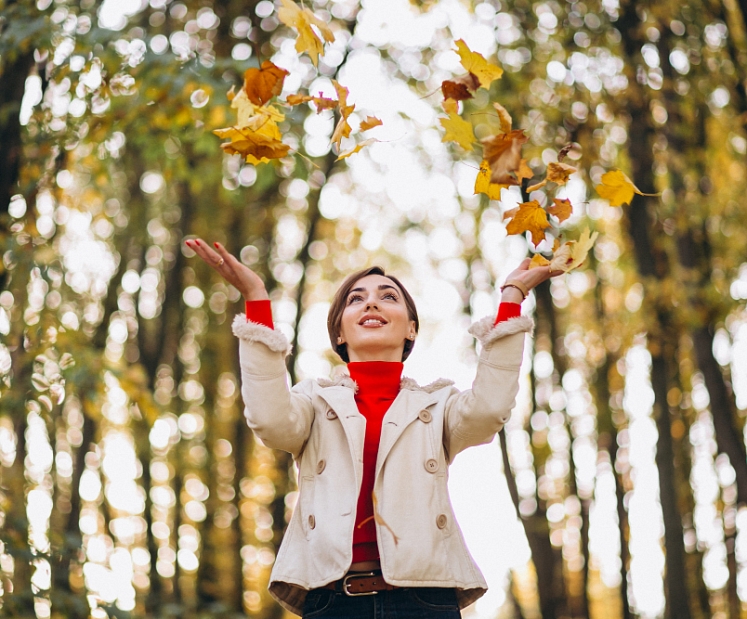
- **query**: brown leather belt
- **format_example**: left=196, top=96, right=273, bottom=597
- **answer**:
left=322, top=572, right=400, bottom=596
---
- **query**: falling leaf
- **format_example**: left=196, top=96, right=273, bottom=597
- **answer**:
left=516, top=159, right=533, bottom=183
left=243, top=61, right=289, bottom=106
left=336, top=138, right=378, bottom=160
left=504, top=200, right=551, bottom=246
left=360, top=116, right=382, bottom=131
left=441, top=74, right=480, bottom=101
left=569, top=227, right=598, bottom=269
left=492, top=102, right=512, bottom=133
left=557, top=143, right=573, bottom=162
left=287, top=92, right=339, bottom=112
left=440, top=112, right=476, bottom=150
left=277, top=0, right=335, bottom=66
left=547, top=198, right=573, bottom=223
left=529, top=254, right=551, bottom=269
left=219, top=131, right=290, bottom=163
left=454, top=39, right=504, bottom=89
left=442, top=98, right=459, bottom=115
left=546, top=162, right=576, bottom=185
left=526, top=179, right=547, bottom=193
left=482, top=130, right=528, bottom=184
left=474, top=160, right=504, bottom=200
left=596, top=169, right=659, bottom=206
left=331, top=80, right=354, bottom=148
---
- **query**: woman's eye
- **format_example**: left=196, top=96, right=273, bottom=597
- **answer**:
left=347, top=294, right=363, bottom=304
left=383, top=293, right=398, bottom=301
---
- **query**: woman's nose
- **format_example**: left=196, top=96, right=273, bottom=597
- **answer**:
left=366, top=300, right=378, bottom=310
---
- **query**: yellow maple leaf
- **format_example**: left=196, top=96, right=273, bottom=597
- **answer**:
left=474, top=160, right=503, bottom=200
left=529, top=253, right=551, bottom=269
left=442, top=98, right=459, bottom=115
left=493, top=102, right=512, bottom=133
left=360, top=116, right=382, bottom=131
left=454, top=39, right=504, bottom=89
left=336, top=138, right=378, bottom=160
left=440, top=112, right=476, bottom=150
left=504, top=200, right=551, bottom=246
left=219, top=132, right=290, bottom=163
left=547, top=198, right=573, bottom=223
left=530, top=227, right=599, bottom=272
left=546, top=162, right=576, bottom=185
left=596, top=169, right=659, bottom=206
left=277, top=0, right=335, bottom=66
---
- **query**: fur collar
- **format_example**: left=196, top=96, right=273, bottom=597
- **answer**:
left=317, top=375, right=454, bottom=394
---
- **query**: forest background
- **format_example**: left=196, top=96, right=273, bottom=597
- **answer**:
left=2, top=0, right=747, bottom=618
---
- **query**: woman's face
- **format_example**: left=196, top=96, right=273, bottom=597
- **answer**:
left=338, top=274, right=416, bottom=363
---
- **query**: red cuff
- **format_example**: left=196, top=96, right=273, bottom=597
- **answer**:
left=495, top=302, right=521, bottom=325
left=245, top=300, right=273, bottom=329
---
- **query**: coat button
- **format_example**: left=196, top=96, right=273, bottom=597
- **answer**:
left=425, top=458, right=439, bottom=473
left=308, top=515, right=316, bottom=529
left=316, top=459, right=326, bottom=474
left=436, top=514, right=448, bottom=529
left=418, top=410, right=432, bottom=423
left=326, top=410, right=337, bottom=420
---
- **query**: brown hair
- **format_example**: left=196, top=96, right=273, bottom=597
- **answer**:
left=327, top=266, right=419, bottom=363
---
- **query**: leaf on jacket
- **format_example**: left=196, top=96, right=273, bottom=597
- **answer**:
left=336, top=138, right=378, bottom=160
left=547, top=197, right=572, bottom=223
left=596, top=169, right=659, bottom=206
left=277, top=0, right=335, bottom=66
left=440, top=112, right=476, bottom=150
left=482, top=130, right=528, bottom=184
left=371, top=491, right=400, bottom=546
left=359, top=116, right=383, bottom=131
left=504, top=200, right=551, bottom=246
left=454, top=39, right=503, bottom=89
left=474, top=160, right=503, bottom=200
left=243, top=61, right=289, bottom=106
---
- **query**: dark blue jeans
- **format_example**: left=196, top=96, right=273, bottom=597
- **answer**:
left=301, top=587, right=461, bottom=618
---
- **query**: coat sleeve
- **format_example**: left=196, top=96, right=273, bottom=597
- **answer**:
left=232, top=315, right=314, bottom=458
left=442, top=315, right=533, bottom=459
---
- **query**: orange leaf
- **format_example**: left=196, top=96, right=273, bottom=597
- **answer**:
left=482, top=130, right=528, bottom=185
left=331, top=80, right=354, bottom=148
left=442, top=98, right=459, bottom=115
left=220, top=132, right=290, bottom=163
left=504, top=200, right=551, bottom=246
left=516, top=159, right=533, bottom=183
left=546, top=162, right=576, bottom=186
left=243, top=61, right=289, bottom=106
left=492, top=102, right=512, bottom=133
left=547, top=198, right=573, bottom=223
left=360, top=116, right=382, bottom=131
left=287, top=92, right=339, bottom=113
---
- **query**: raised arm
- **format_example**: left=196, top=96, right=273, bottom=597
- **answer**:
left=186, top=239, right=313, bottom=457
left=444, top=258, right=557, bottom=457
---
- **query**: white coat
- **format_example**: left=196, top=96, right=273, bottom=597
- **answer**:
left=232, top=313, right=533, bottom=616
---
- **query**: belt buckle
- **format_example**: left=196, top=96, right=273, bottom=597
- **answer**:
left=343, top=572, right=378, bottom=597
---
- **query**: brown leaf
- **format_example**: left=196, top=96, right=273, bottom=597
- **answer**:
left=482, top=130, right=528, bottom=185
left=547, top=198, right=572, bottom=223
left=243, top=61, right=289, bottom=106
left=331, top=80, right=354, bottom=148
left=286, top=92, right=339, bottom=113
left=504, top=200, right=551, bottom=246
left=492, top=102, right=512, bottom=133
left=441, top=74, right=480, bottom=101
left=557, top=143, right=572, bottom=162
left=220, top=131, right=290, bottom=163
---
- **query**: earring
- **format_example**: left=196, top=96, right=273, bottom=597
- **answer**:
left=337, top=337, right=343, bottom=344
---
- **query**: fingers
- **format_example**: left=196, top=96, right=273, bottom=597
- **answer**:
left=186, top=239, right=228, bottom=271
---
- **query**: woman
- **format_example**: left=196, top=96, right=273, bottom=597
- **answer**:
left=186, top=238, right=554, bottom=618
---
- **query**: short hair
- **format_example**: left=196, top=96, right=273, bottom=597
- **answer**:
left=327, top=266, right=419, bottom=363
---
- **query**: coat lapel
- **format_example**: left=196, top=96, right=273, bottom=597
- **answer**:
left=317, top=386, right=366, bottom=483
left=376, top=389, right=439, bottom=471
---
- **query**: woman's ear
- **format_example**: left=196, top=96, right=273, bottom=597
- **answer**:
left=408, top=320, right=416, bottom=340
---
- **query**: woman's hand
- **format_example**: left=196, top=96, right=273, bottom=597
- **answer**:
left=500, top=258, right=560, bottom=303
left=185, top=239, right=269, bottom=301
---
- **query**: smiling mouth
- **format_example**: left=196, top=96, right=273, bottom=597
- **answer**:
left=359, top=316, right=387, bottom=327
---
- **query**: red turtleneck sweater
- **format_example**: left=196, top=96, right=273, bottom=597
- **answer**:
left=244, top=299, right=521, bottom=562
